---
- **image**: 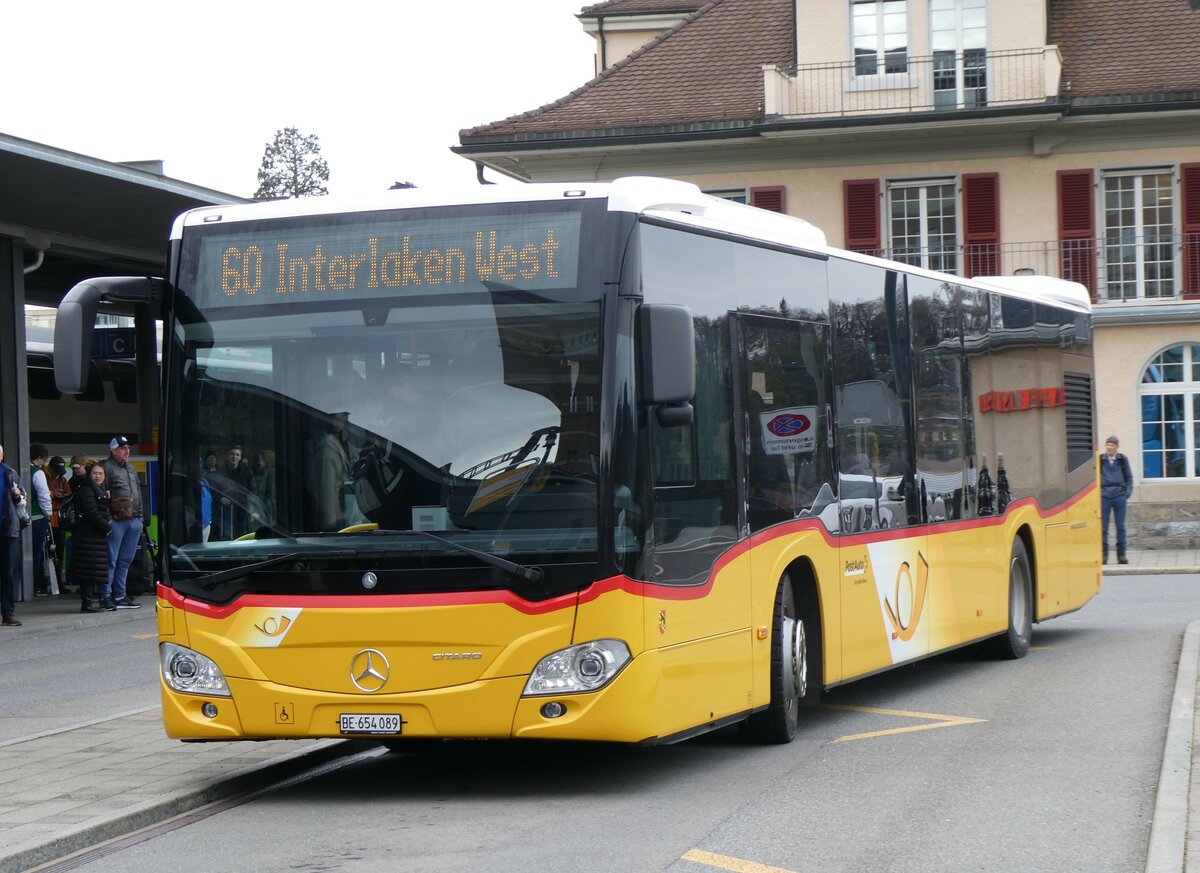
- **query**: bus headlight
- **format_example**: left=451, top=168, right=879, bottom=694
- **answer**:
left=160, top=643, right=232, bottom=697
left=522, top=639, right=631, bottom=696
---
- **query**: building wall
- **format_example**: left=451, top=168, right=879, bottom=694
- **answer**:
left=669, top=144, right=1200, bottom=250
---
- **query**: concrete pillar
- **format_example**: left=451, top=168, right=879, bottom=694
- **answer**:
left=0, top=237, right=32, bottom=601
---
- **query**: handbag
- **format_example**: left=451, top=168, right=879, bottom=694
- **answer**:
left=109, top=495, right=135, bottom=521
left=15, top=499, right=31, bottom=530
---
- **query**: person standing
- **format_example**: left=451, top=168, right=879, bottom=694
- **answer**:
left=315, top=413, right=351, bottom=530
left=1100, top=435, right=1134, bottom=564
left=28, top=444, right=53, bottom=596
left=46, top=456, right=71, bottom=581
left=212, top=445, right=257, bottom=540
left=73, top=462, right=112, bottom=613
left=0, top=444, right=25, bottom=626
left=100, top=436, right=143, bottom=610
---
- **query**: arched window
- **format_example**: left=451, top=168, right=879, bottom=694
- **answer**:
left=1140, top=344, right=1200, bottom=479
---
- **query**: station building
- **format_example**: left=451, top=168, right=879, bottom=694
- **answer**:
left=0, top=132, right=243, bottom=599
left=456, top=0, right=1200, bottom=548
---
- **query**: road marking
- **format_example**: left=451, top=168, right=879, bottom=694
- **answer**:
left=682, top=849, right=799, bottom=873
left=131, top=633, right=156, bottom=640
left=823, top=704, right=986, bottom=743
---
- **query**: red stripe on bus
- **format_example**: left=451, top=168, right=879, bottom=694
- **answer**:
left=157, top=481, right=1095, bottom=617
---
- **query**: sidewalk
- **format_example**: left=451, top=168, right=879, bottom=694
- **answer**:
left=0, top=594, right=368, bottom=873
left=1, top=555, right=1198, bottom=872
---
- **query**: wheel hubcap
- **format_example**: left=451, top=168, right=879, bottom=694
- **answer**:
left=1010, top=557, right=1029, bottom=635
left=784, top=615, right=807, bottom=706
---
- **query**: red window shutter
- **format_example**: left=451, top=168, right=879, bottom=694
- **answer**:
left=1182, top=163, right=1200, bottom=300
left=844, top=179, right=880, bottom=254
left=1057, top=169, right=1096, bottom=301
left=750, top=186, right=786, bottom=213
left=963, top=173, right=1000, bottom=278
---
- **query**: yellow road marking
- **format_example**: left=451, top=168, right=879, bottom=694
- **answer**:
left=682, top=849, right=799, bottom=873
left=823, top=704, right=986, bottom=743
left=131, top=633, right=156, bottom=640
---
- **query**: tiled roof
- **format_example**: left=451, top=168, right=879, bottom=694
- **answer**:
left=461, top=0, right=793, bottom=140
left=1052, top=0, right=1200, bottom=99
left=579, top=0, right=703, bottom=15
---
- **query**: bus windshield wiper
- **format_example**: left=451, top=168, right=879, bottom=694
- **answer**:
left=195, top=550, right=357, bottom=591
left=369, top=530, right=544, bottom=583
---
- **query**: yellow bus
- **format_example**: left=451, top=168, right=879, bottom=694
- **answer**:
left=55, top=177, right=1099, bottom=745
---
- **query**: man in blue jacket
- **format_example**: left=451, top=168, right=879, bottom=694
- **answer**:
left=1100, top=435, right=1134, bottom=564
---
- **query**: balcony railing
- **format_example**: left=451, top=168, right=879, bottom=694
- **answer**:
left=763, top=47, right=1062, bottom=120
left=853, top=233, right=1200, bottom=303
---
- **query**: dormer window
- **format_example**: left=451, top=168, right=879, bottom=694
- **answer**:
left=853, top=0, right=909, bottom=76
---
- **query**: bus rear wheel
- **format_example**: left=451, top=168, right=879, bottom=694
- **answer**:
left=745, top=575, right=817, bottom=744
left=989, top=537, right=1033, bottom=659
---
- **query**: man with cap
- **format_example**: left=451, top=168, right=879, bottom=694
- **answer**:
left=1100, top=435, right=1134, bottom=564
left=100, top=436, right=143, bottom=609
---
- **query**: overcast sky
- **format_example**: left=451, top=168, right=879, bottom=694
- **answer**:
left=1, top=1, right=596, bottom=197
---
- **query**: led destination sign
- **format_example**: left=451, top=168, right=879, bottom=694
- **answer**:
left=193, top=210, right=582, bottom=308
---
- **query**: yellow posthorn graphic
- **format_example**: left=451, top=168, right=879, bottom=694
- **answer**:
left=884, top=552, right=929, bottom=642
left=254, top=615, right=292, bottom=637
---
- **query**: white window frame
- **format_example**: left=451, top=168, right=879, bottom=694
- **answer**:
left=1139, top=343, right=1200, bottom=480
left=929, top=0, right=989, bottom=110
left=1100, top=167, right=1179, bottom=302
left=886, top=177, right=960, bottom=274
left=851, top=0, right=910, bottom=80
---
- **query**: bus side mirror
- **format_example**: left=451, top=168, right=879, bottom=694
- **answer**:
left=639, top=304, right=695, bottom=427
left=54, top=282, right=103, bottom=394
left=54, top=277, right=164, bottom=394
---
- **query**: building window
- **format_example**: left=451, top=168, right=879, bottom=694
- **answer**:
left=704, top=189, right=747, bottom=204
left=853, top=0, right=908, bottom=76
left=1103, top=170, right=1176, bottom=301
left=888, top=179, right=958, bottom=273
left=931, top=0, right=987, bottom=109
left=1140, top=344, right=1200, bottom=479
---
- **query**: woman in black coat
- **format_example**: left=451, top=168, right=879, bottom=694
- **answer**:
left=72, top=462, right=112, bottom=613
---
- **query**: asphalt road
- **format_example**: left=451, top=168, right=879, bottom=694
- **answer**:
left=0, top=612, right=158, bottom=742
left=21, top=574, right=1200, bottom=873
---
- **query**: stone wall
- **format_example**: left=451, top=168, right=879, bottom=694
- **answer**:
left=1126, top=502, right=1200, bottom=549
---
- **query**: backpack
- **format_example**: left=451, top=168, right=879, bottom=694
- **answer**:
left=59, top=494, right=79, bottom=531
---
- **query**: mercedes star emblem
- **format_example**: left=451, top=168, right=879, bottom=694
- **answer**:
left=350, top=648, right=390, bottom=693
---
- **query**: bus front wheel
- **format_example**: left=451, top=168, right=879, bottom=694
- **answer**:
left=745, top=575, right=818, bottom=744
left=990, top=537, right=1033, bottom=659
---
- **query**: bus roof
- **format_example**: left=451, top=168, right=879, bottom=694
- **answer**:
left=171, top=176, right=1088, bottom=314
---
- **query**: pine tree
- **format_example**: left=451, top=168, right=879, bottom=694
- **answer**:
left=254, top=127, right=330, bottom=199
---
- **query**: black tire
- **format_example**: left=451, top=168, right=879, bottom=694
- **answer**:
left=990, top=537, right=1033, bottom=659
left=745, top=575, right=819, bottom=744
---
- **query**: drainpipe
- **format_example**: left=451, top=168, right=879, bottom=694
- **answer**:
left=598, top=14, right=607, bottom=71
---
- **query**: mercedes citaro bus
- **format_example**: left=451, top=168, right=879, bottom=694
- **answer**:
left=53, top=177, right=1099, bottom=746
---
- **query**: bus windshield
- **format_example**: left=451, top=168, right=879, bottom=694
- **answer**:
left=164, top=206, right=605, bottom=598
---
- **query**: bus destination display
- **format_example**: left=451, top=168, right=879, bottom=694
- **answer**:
left=194, top=210, right=582, bottom=307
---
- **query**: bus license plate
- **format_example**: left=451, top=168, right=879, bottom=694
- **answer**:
left=339, top=713, right=402, bottom=735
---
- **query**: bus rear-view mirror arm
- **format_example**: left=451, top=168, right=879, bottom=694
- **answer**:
left=54, top=277, right=165, bottom=394
left=639, top=303, right=695, bottom=427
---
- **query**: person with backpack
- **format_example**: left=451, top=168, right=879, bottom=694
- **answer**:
left=46, top=456, right=71, bottom=583
left=1100, top=435, right=1135, bottom=564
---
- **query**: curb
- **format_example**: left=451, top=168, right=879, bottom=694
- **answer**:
left=0, top=608, right=150, bottom=642
left=1145, top=619, right=1199, bottom=873
left=0, top=739, right=376, bottom=873
left=1104, top=568, right=1200, bottom=577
